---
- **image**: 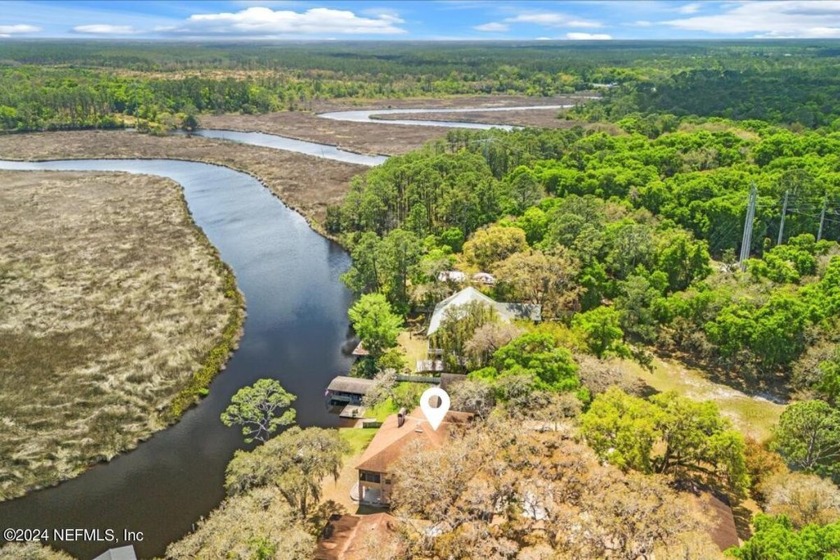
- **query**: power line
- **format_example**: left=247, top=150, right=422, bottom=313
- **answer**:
left=739, top=183, right=758, bottom=271
left=777, top=189, right=790, bottom=246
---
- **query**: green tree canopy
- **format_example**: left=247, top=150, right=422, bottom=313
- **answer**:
left=728, top=514, right=840, bottom=560
left=486, top=331, right=580, bottom=393
left=225, top=426, right=347, bottom=518
left=462, top=225, right=528, bottom=270
left=582, top=388, right=750, bottom=496
left=348, top=293, right=403, bottom=359
left=220, top=379, right=296, bottom=444
left=572, top=306, right=627, bottom=358
left=773, top=400, right=840, bottom=479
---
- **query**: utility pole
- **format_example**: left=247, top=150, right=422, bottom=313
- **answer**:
left=739, top=183, right=758, bottom=271
left=777, top=189, right=790, bottom=246
left=818, top=197, right=827, bottom=242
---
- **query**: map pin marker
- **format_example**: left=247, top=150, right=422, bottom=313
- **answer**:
left=420, top=387, right=450, bottom=431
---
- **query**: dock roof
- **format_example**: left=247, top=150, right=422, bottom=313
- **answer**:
left=327, top=376, right=376, bottom=395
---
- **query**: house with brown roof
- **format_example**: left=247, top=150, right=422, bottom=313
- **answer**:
left=354, top=408, right=471, bottom=507
left=691, top=489, right=740, bottom=552
left=315, top=513, right=398, bottom=560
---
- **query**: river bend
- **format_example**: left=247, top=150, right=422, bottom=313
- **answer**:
left=0, top=103, right=571, bottom=558
left=0, top=159, right=355, bottom=559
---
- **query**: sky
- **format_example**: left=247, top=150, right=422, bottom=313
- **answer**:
left=1, top=1, right=840, bottom=40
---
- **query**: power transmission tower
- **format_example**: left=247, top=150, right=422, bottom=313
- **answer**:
left=777, top=189, right=790, bottom=246
left=818, top=197, right=827, bottom=242
left=739, top=183, right=758, bottom=271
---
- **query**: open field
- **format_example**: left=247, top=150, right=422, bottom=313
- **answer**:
left=621, top=356, right=785, bottom=442
left=201, top=94, right=591, bottom=156
left=397, top=330, right=428, bottom=372
left=0, top=130, right=365, bottom=227
left=0, top=171, right=241, bottom=500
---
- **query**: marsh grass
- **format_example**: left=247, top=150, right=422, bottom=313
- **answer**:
left=0, top=171, right=243, bottom=500
left=0, top=130, right=364, bottom=227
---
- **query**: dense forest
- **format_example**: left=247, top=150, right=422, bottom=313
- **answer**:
left=6, top=39, right=840, bottom=559
left=2, top=41, right=840, bottom=131
left=333, top=120, right=840, bottom=389
left=334, top=112, right=840, bottom=557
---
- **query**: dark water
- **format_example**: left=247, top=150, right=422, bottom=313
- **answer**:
left=0, top=159, right=355, bottom=559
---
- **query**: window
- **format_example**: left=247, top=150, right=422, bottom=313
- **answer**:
left=360, top=471, right=381, bottom=484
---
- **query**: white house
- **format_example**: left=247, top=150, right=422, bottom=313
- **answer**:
left=427, top=287, right=541, bottom=337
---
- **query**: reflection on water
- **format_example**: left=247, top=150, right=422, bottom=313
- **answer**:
left=0, top=159, right=355, bottom=558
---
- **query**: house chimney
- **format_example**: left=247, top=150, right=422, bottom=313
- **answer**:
left=397, top=408, right=407, bottom=428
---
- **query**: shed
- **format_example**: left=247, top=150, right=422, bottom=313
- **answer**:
left=326, top=376, right=376, bottom=406
left=472, top=272, right=496, bottom=286
left=437, top=270, right=467, bottom=283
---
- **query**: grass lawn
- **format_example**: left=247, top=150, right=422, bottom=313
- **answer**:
left=398, top=330, right=428, bottom=371
left=339, top=428, right=378, bottom=456
left=622, top=356, right=785, bottom=442
left=367, top=398, right=399, bottom=422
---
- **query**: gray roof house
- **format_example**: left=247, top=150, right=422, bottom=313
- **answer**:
left=427, top=287, right=541, bottom=336
left=94, top=546, right=137, bottom=560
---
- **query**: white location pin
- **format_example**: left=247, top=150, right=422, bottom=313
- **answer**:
left=420, top=387, right=451, bottom=431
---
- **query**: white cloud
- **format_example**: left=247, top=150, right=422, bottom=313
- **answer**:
left=73, top=24, right=137, bottom=35
left=664, top=1, right=840, bottom=38
left=565, top=32, right=612, bottom=40
left=474, top=22, right=509, bottom=32
left=630, top=20, right=653, bottom=27
left=173, top=6, right=406, bottom=36
left=505, top=12, right=603, bottom=28
left=677, top=3, right=702, bottom=14
left=0, top=24, right=41, bottom=34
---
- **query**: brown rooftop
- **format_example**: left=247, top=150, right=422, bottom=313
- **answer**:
left=355, top=408, right=471, bottom=474
left=314, top=513, right=397, bottom=560
left=693, top=491, right=740, bottom=551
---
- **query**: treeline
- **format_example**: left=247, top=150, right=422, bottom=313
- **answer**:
left=578, top=66, right=840, bottom=129
left=331, top=124, right=840, bottom=252
left=5, top=40, right=840, bottom=131
left=332, top=122, right=840, bottom=389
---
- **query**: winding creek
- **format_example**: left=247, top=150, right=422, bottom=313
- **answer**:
left=318, top=105, right=570, bottom=129
left=0, top=159, right=355, bottom=559
left=0, top=105, right=566, bottom=558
